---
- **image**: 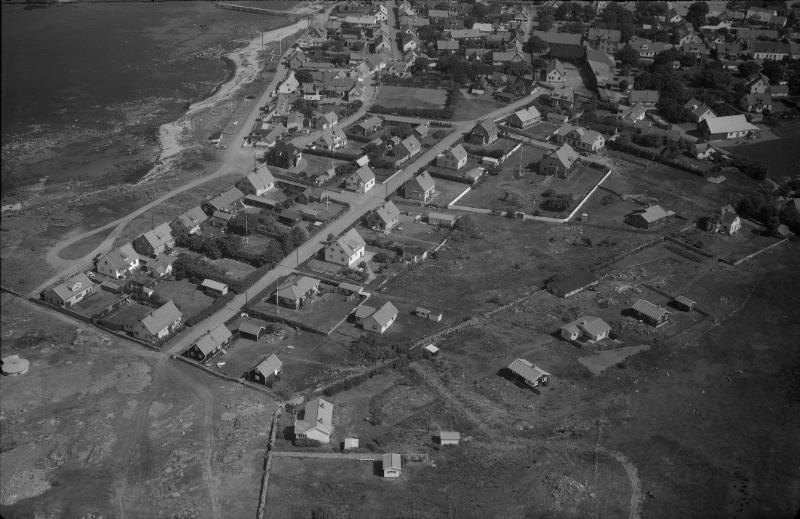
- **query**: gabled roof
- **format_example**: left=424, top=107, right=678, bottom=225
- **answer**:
left=546, top=143, right=579, bottom=169
left=335, top=228, right=366, bottom=257
left=628, top=90, right=660, bottom=104
left=350, top=165, right=375, bottom=184
left=448, top=28, right=482, bottom=39
left=243, top=168, right=275, bottom=193
left=562, top=316, right=611, bottom=338
left=176, top=206, right=208, bottom=230
left=277, top=275, right=320, bottom=302
left=376, top=200, right=400, bottom=225
left=50, top=272, right=94, bottom=301
left=192, top=324, right=232, bottom=355
left=444, top=144, right=467, bottom=162
left=630, top=205, right=674, bottom=223
left=383, top=452, right=402, bottom=470
left=140, top=222, right=174, bottom=250
left=473, top=119, right=498, bottom=140
left=437, top=39, right=460, bottom=50
left=369, top=301, right=398, bottom=327
left=100, top=246, right=139, bottom=272
left=207, top=187, right=244, bottom=212
left=253, top=353, right=282, bottom=377
left=512, top=107, right=541, bottom=125
left=400, top=135, right=421, bottom=156
left=546, top=59, right=566, bottom=76
left=357, top=115, right=383, bottom=131
left=632, top=299, right=670, bottom=320
left=295, top=397, right=333, bottom=435
left=411, top=170, right=437, bottom=191
left=508, top=358, right=550, bottom=381
left=587, top=27, right=621, bottom=43
left=140, top=300, right=181, bottom=335
left=531, top=30, right=582, bottom=46
left=703, top=114, right=759, bottom=134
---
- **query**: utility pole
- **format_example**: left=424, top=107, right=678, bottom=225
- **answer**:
left=275, top=278, right=279, bottom=315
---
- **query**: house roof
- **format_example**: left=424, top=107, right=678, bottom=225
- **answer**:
left=473, top=119, right=498, bottom=140
left=492, top=49, right=531, bottom=63
left=438, top=430, right=460, bottom=441
left=674, top=295, right=696, bottom=307
left=354, top=304, right=376, bottom=319
left=50, top=272, right=94, bottom=301
left=424, top=344, right=440, bottom=354
left=176, top=206, right=208, bottom=230
left=621, top=103, right=647, bottom=121
left=376, top=201, right=400, bottom=225
left=632, top=299, right=670, bottom=320
left=322, top=111, right=338, bottom=124
left=546, top=143, right=579, bottom=169
left=192, top=324, right=232, bottom=355
left=140, top=300, right=182, bottom=335
left=140, top=223, right=174, bottom=250
left=587, top=27, right=621, bottom=43
left=437, top=39, right=460, bottom=50
left=357, top=115, right=383, bottom=131
left=237, top=319, right=266, bottom=337
left=382, top=453, right=401, bottom=470
left=428, top=212, right=458, bottom=223
left=445, top=144, right=467, bottom=160
left=400, top=135, right=421, bottom=156
left=202, top=279, right=228, bottom=292
left=531, top=30, right=582, bottom=46
left=253, top=353, right=282, bottom=377
left=705, top=114, right=760, bottom=134
left=335, top=228, right=366, bottom=257
left=243, top=168, right=275, bottom=193
left=412, top=170, right=436, bottom=192
left=207, top=187, right=244, bottom=212
left=295, top=397, right=333, bottom=435
left=546, top=59, right=566, bottom=76
left=630, top=205, right=674, bottom=223
left=369, top=301, right=398, bottom=328
left=512, top=107, right=541, bottom=125
left=508, top=358, right=551, bottom=381
left=562, top=316, right=611, bottom=338
left=100, top=246, right=139, bottom=272
left=350, top=165, right=375, bottom=184
left=448, top=28, right=481, bottom=39
left=277, top=275, right=320, bottom=302
left=628, top=90, right=660, bottom=104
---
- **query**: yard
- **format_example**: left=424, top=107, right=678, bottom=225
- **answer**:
left=375, top=86, right=448, bottom=110
left=250, top=288, right=363, bottom=334
left=449, top=90, right=507, bottom=121
left=459, top=144, right=607, bottom=216
left=511, top=120, right=560, bottom=142
left=209, top=257, right=256, bottom=280
left=154, top=278, right=216, bottom=319
left=427, top=177, right=471, bottom=208
left=71, top=289, right=125, bottom=319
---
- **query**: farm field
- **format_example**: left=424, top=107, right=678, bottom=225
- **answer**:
left=375, top=86, right=448, bottom=110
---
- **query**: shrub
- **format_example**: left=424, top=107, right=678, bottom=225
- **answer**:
left=293, top=437, right=321, bottom=448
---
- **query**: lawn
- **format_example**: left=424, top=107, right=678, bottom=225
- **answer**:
left=154, top=278, right=215, bottom=319
left=71, top=289, right=124, bottom=319
left=428, top=177, right=471, bottom=208
left=375, top=86, right=448, bottom=110
left=727, top=118, right=800, bottom=180
left=250, top=286, right=362, bottom=334
left=449, top=90, right=507, bottom=121
left=209, top=257, right=256, bottom=280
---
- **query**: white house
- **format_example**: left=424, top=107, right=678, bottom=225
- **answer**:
left=325, top=228, right=366, bottom=267
left=345, top=165, right=376, bottom=194
left=560, top=316, right=611, bottom=343
left=294, top=397, right=333, bottom=444
left=125, top=300, right=183, bottom=342
left=507, top=358, right=550, bottom=388
left=382, top=453, right=402, bottom=478
left=357, top=301, right=398, bottom=334
left=96, top=244, right=140, bottom=279
left=436, top=144, right=468, bottom=170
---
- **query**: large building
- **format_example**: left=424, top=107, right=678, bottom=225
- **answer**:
left=700, top=115, right=759, bottom=141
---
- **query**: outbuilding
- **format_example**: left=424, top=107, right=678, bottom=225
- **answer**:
left=507, top=358, right=551, bottom=388
left=202, top=279, right=229, bottom=297
left=673, top=295, right=696, bottom=312
left=437, top=431, right=461, bottom=446
left=382, top=453, right=402, bottom=478
left=250, top=353, right=283, bottom=384
left=631, top=299, right=671, bottom=327
left=546, top=272, right=599, bottom=298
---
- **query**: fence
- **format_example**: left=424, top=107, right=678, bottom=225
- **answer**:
left=728, top=238, right=788, bottom=266
left=170, top=354, right=279, bottom=396
left=590, top=236, right=667, bottom=272
left=256, top=407, right=281, bottom=519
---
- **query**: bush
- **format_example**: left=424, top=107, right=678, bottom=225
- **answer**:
left=293, top=437, right=321, bottom=448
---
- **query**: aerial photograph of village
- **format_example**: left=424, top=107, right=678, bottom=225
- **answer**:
left=1, top=0, right=799, bottom=517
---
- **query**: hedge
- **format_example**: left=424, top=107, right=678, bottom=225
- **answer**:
left=369, top=104, right=454, bottom=120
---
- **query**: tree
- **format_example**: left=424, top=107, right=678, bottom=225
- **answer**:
left=738, top=60, right=761, bottom=77
left=288, top=225, right=308, bottom=247
left=616, top=45, right=640, bottom=67
left=538, top=15, right=555, bottom=31
left=525, top=36, right=549, bottom=54
left=685, top=1, right=710, bottom=27
left=229, top=212, right=260, bottom=236
left=262, top=239, right=284, bottom=264
left=760, top=60, right=785, bottom=85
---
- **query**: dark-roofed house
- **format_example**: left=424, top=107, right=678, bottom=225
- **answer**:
left=560, top=316, right=611, bottom=343
left=96, top=244, right=140, bottom=279
left=507, top=358, right=551, bottom=388
left=236, top=168, right=275, bottom=197
left=325, top=228, right=366, bottom=266
left=133, top=223, right=175, bottom=258
left=346, top=165, right=376, bottom=194
left=294, top=397, right=333, bottom=444
left=740, top=93, right=772, bottom=113
left=368, top=201, right=400, bottom=231
left=565, top=127, right=605, bottom=152
left=625, top=205, right=675, bottom=229
left=172, top=206, right=208, bottom=235
left=275, top=276, right=320, bottom=309
left=547, top=272, right=600, bottom=298
left=467, top=119, right=499, bottom=146
left=405, top=170, right=437, bottom=202
left=42, top=272, right=95, bottom=307
left=250, top=354, right=282, bottom=385
left=539, top=143, right=579, bottom=178
left=184, top=324, right=232, bottom=362
left=358, top=301, right=398, bottom=334
left=125, top=300, right=182, bottom=341
left=203, top=187, right=245, bottom=216
left=236, top=319, right=267, bottom=340
left=631, top=299, right=671, bottom=327
left=436, top=144, right=468, bottom=171
left=628, top=90, right=660, bottom=107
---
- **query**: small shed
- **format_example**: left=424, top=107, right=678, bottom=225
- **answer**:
left=249, top=353, right=283, bottom=384
left=382, top=453, right=402, bottom=478
left=437, top=431, right=460, bottom=446
left=673, top=295, right=696, bottom=312
left=631, top=299, right=671, bottom=327
left=343, top=437, right=359, bottom=450
left=202, top=279, right=229, bottom=296
left=238, top=320, right=266, bottom=340
left=415, top=307, right=443, bottom=322
left=423, top=344, right=440, bottom=358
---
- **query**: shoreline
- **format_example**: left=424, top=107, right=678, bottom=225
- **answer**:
left=151, top=18, right=308, bottom=170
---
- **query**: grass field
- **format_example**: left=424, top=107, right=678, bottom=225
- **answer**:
left=375, top=86, right=448, bottom=110
left=209, top=257, right=256, bottom=280
left=72, top=289, right=125, bottom=318
left=155, top=278, right=215, bottom=319
left=251, top=290, right=360, bottom=333
left=449, top=90, right=506, bottom=120
left=728, top=118, right=800, bottom=180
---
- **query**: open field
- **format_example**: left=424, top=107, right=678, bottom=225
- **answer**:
left=728, top=118, right=800, bottom=180
left=449, top=90, right=507, bottom=121
left=375, top=86, right=447, bottom=110
left=0, top=294, right=280, bottom=518
left=209, top=257, right=257, bottom=280
left=155, top=278, right=216, bottom=319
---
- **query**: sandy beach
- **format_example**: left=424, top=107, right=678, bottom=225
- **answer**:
left=154, top=18, right=308, bottom=166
